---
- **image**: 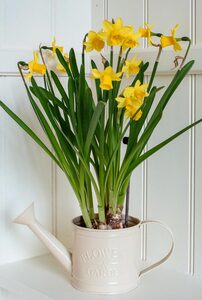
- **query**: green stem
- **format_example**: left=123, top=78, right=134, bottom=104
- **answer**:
left=79, top=162, right=94, bottom=227
left=82, top=33, right=88, bottom=69
left=147, top=45, right=162, bottom=92
left=113, top=48, right=131, bottom=98
left=39, top=47, right=55, bottom=96
left=179, top=39, right=191, bottom=69
left=109, top=189, right=117, bottom=214
left=124, top=48, right=131, bottom=62
left=109, top=90, right=116, bottom=192
left=116, top=46, right=122, bottom=72
left=85, top=177, right=95, bottom=219
left=110, top=46, right=113, bottom=67
left=98, top=206, right=106, bottom=224
left=99, top=110, right=105, bottom=213
left=104, top=104, right=144, bottom=195
left=117, top=175, right=131, bottom=207
left=80, top=206, right=92, bottom=228
left=79, top=162, right=86, bottom=204
left=43, top=75, right=47, bottom=90
left=112, top=46, right=123, bottom=100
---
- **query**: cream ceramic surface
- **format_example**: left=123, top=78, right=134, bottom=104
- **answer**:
left=14, top=203, right=174, bottom=294
left=14, top=203, right=72, bottom=273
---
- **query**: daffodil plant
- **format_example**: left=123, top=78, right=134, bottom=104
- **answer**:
left=0, top=18, right=201, bottom=229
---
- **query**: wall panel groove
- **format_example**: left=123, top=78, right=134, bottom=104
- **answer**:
left=187, top=0, right=196, bottom=276
left=103, top=0, right=108, bottom=19
left=141, top=160, right=148, bottom=261
left=194, top=75, right=202, bottom=279
left=190, top=0, right=196, bottom=45
left=50, top=0, right=56, bottom=37
left=188, top=74, right=196, bottom=275
left=50, top=0, right=57, bottom=238
left=141, top=0, right=149, bottom=261
left=0, top=101, right=6, bottom=264
left=51, top=161, right=57, bottom=236
left=0, top=0, right=5, bottom=49
left=143, top=0, right=149, bottom=25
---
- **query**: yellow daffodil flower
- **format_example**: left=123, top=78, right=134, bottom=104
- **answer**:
left=124, top=98, right=143, bottom=120
left=83, top=31, right=105, bottom=52
left=122, top=56, right=142, bottom=78
left=56, top=53, right=70, bottom=72
left=139, top=23, right=154, bottom=45
left=121, top=31, right=141, bottom=52
left=129, top=80, right=149, bottom=100
left=101, top=17, right=133, bottom=46
left=116, top=80, right=149, bottom=121
left=160, top=24, right=182, bottom=51
left=25, top=51, right=46, bottom=80
left=92, top=66, right=122, bottom=90
left=52, top=37, right=64, bottom=54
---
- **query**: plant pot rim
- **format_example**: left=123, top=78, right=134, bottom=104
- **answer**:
left=72, top=214, right=141, bottom=232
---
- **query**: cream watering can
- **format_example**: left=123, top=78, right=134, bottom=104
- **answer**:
left=14, top=203, right=174, bottom=294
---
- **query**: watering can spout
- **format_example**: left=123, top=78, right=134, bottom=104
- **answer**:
left=13, top=203, right=72, bottom=273
left=14, top=203, right=35, bottom=225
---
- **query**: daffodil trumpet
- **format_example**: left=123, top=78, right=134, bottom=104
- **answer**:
left=0, top=18, right=201, bottom=230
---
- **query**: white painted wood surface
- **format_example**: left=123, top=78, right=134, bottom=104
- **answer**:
left=0, top=2, right=201, bottom=300
left=0, top=254, right=202, bottom=300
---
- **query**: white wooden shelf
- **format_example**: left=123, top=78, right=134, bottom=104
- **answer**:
left=0, top=254, right=201, bottom=300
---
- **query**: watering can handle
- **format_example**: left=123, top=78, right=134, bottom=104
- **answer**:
left=139, top=220, right=174, bottom=277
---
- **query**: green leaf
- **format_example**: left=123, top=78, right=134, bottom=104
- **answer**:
left=91, top=59, right=102, bottom=101
left=126, top=87, right=157, bottom=157
left=36, top=86, right=69, bottom=113
left=50, top=71, right=69, bottom=104
left=131, top=62, right=149, bottom=86
left=113, top=62, right=149, bottom=100
left=30, top=79, right=78, bottom=163
left=0, top=100, right=61, bottom=168
left=116, top=60, right=195, bottom=195
left=30, top=77, right=67, bottom=132
left=68, top=77, right=77, bottom=134
left=84, top=101, right=105, bottom=156
left=30, top=84, right=76, bottom=146
left=75, top=64, right=85, bottom=146
left=30, top=85, right=65, bottom=131
left=69, top=48, right=79, bottom=79
left=48, top=72, right=75, bottom=135
left=78, top=64, right=95, bottom=140
left=29, top=97, right=68, bottom=166
left=26, top=81, right=77, bottom=180
left=55, top=48, right=72, bottom=77
left=82, top=85, right=95, bottom=139
left=133, top=60, right=195, bottom=159
left=147, top=60, right=194, bottom=131
left=127, top=118, right=202, bottom=175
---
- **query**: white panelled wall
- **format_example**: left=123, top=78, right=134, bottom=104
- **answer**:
left=0, top=0, right=201, bottom=294
left=0, top=0, right=91, bottom=263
